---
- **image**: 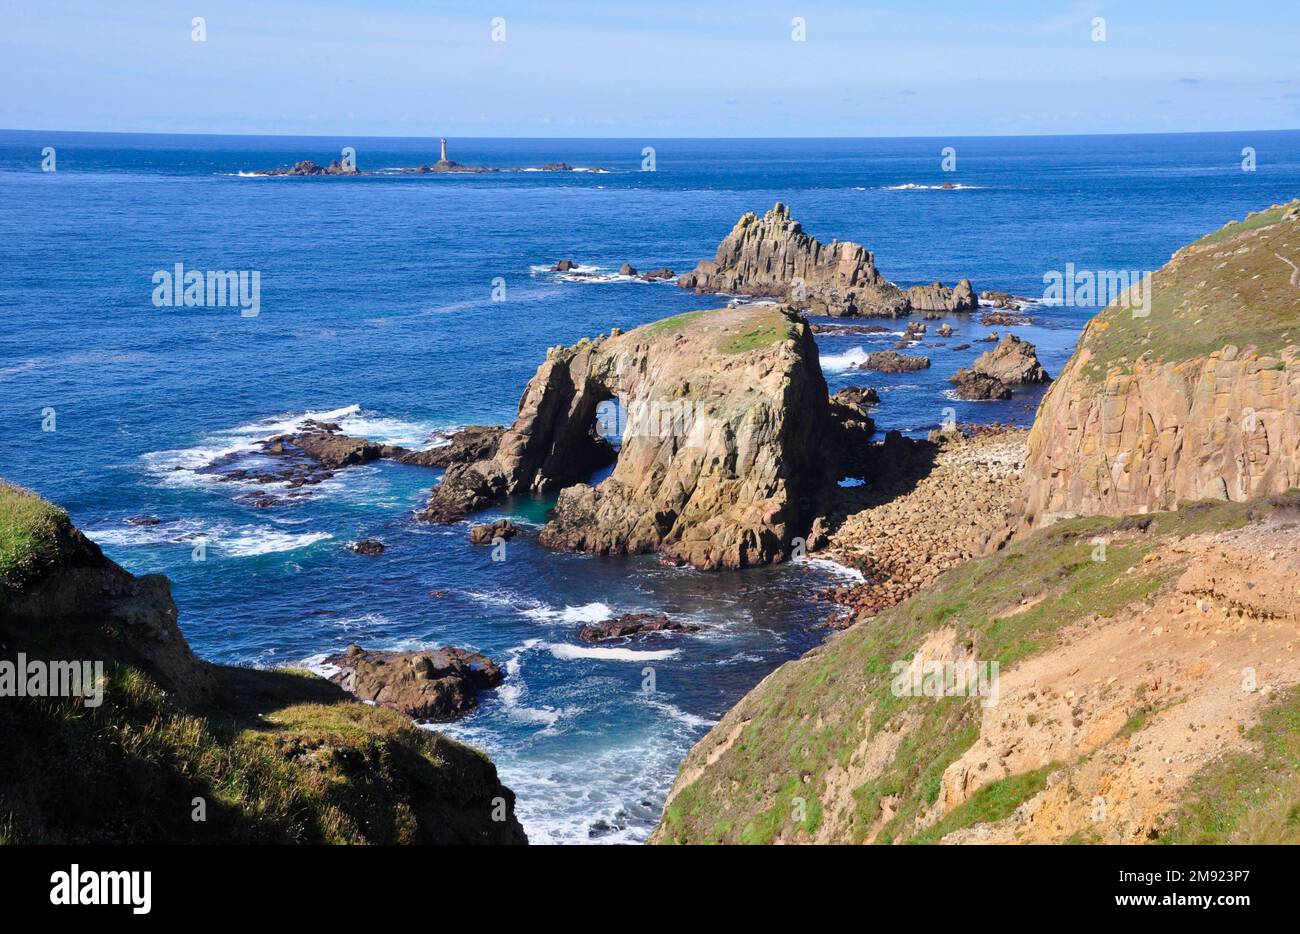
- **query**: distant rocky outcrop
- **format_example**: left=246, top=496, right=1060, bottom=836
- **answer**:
left=676, top=203, right=976, bottom=318
left=424, top=304, right=837, bottom=569
left=253, top=159, right=361, bottom=177
left=324, top=643, right=505, bottom=721
left=469, top=519, right=517, bottom=545
left=1019, top=201, right=1300, bottom=528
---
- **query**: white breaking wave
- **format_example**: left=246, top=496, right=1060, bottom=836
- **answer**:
left=819, top=346, right=871, bottom=372
left=795, top=556, right=867, bottom=582
left=881, top=182, right=984, bottom=191
left=84, top=519, right=331, bottom=558
left=545, top=642, right=680, bottom=662
left=522, top=601, right=614, bottom=625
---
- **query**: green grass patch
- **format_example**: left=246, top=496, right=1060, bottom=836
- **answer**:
left=1158, top=684, right=1300, bottom=844
left=908, top=764, right=1057, bottom=844
left=0, top=482, right=69, bottom=594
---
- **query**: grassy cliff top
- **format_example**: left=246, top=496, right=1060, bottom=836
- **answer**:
left=0, top=482, right=525, bottom=844
left=633, top=304, right=801, bottom=355
left=0, top=481, right=69, bottom=594
left=1075, top=200, right=1300, bottom=384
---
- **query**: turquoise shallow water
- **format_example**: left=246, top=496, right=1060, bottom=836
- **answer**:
left=4, top=129, right=1300, bottom=842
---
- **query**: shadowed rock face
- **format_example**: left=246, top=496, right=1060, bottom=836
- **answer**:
left=425, top=304, right=837, bottom=569
left=1019, top=201, right=1300, bottom=529
left=676, top=203, right=976, bottom=319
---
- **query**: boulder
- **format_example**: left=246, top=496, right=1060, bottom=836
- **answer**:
left=907, top=279, right=978, bottom=313
left=347, top=539, right=386, bottom=555
left=552, top=259, right=576, bottom=272
left=325, top=643, right=504, bottom=721
left=469, top=519, right=517, bottom=545
left=619, top=263, right=637, bottom=276
left=949, top=369, right=1012, bottom=400
left=968, top=334, right=1050, bottom=385
left=577, top=613, right=700, bottom=642
left=640, top=268, right=675, bottom=280
left=855, top=350, right=931, bottom=373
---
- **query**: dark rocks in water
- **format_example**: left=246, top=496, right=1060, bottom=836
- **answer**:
left=325, top=643, right=504, bottom=721
left=980, top=290, right=1023, bottom=311
left=855, top=350, right=931, bottom=373
left=936, top=323, right=955, bottom=337
left=952, top=342, right=971, bottom=351
left=469, top=519, right=517, bottom=545
left=639, top=267, right=675, bottom=280
left=125, top=515, right=162, bottom=526
left=348, top=539, right=386, bottom=555
left=539, top=162, right=574, bottom=171
left=577, top=613, right=700, bottom=642
left=829, top=387, right=878, bottom=442
left=980, top=310, right=1033, bottom=326
left=397, top=426, right=504, bottom=468
left=810, top=322, right=891, bottom=335
left=949, top=369, right=1013, bottom=400
left=254, top=159, right=360, bottom=177
left=619, top=262, right=637, bottom=276
left=975, top=332, right=1000, bottom=343
left=834, top=385, right=880, bottom=407
left=552, top=259, right=577, bottom=272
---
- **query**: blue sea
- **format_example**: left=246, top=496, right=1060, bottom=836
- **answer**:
left=3, top=129, right=1299, bottom=842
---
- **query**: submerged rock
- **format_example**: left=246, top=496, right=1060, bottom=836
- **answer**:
left=577, top=613, right=701, bottom=642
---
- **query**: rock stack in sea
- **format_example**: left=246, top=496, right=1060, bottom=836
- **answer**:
left=677, top=202, right=977, bottom=318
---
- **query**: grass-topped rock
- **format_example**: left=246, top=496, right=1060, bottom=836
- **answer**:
left=1020, top=200, right=1300, bottom=527
left=0, top=484, right=526, bottom=844
left=424, top=304, right=838, bottom=569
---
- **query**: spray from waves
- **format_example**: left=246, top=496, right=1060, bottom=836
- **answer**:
left=880, top=182, right=985, bottom=191
left=84, top=518, right=332, bottom=558
left=522, top=601, right=614, bottom=625
left=819, top=346, right=872, bottom=373
left=794, top=555, right=866, bottom=582
left=141, top=404, right=443, bottom=488
left=545, top=642, right=680, bottom=662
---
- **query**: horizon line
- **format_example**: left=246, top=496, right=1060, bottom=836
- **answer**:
left=4, top=126, right=1300, bottom=142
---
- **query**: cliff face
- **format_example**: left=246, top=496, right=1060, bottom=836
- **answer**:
left=652, top=495, right=1300, bottom=844
left=1019, top=201, right=1300, bottom=529
left=0, top=481, right=526, bottom=844
left=426, top=304, right=838, bottom=569
left=677, top=203, right=976, bottom=318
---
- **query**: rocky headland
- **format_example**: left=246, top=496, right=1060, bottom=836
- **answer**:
left=1019, top=199, right=1300, bottom=530
left=652, top=201, right=1300, bottom=846
left=0, top=481, right=526, bottom=844
left=677, top=202, right=977, bottom=318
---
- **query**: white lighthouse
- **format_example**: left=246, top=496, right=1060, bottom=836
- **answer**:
left=439, top=137, right=447, bottom=162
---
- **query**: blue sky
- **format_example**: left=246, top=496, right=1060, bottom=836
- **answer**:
left=3, top=0, right=1299, bottom=137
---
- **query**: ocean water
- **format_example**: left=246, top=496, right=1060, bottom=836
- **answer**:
left=3, top=129, right=1300, bottom=843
